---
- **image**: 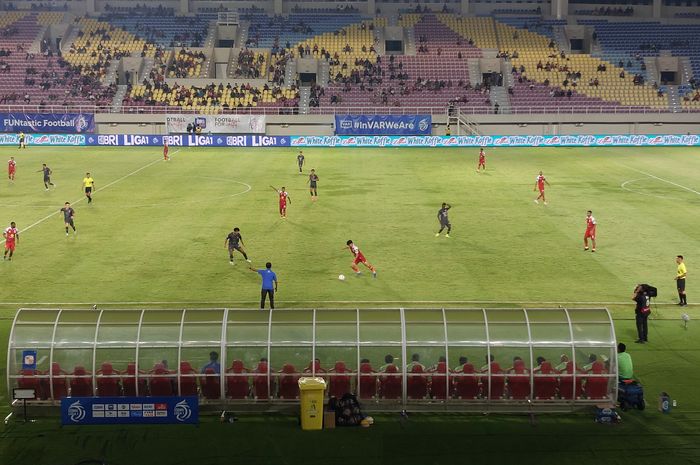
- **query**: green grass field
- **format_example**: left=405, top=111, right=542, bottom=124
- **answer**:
left=1, top=145, right=700, bottom=464
left=1, top=145, right=698, bottom=306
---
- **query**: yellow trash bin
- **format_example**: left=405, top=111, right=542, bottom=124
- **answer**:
left=298, top=377, right=326, bottom=431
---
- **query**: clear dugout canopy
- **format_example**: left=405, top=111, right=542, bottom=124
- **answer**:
left=7, top=308, right=618, bottom=410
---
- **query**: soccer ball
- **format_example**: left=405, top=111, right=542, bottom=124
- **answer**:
left=338, top=274, right=346, bottom=281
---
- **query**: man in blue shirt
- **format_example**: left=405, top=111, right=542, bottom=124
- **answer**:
left=201, top=351, right=221, bottom=374
left=250, top=262, right=278, bottom=309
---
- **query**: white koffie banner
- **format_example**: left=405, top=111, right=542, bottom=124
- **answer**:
left=166, top=114, right=266, bottom=134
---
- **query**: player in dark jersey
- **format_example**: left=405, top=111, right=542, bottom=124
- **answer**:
left=38, top=163, right=55, bottom=190
left=297, top=151, right=305, bottom=173
left=225, top=227, right=251, bottom=264
left=307, top=169, right=319, bottom=200
left=60, top=202, right=76, bottom=235
left=18, top=132, right=26, bottom=149
left=436, top=203, right=452, bottom=238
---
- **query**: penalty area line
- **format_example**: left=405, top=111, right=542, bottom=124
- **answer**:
left=624, top=166, right=700, bottom=197
left=1, top=150, right=180, bottom=244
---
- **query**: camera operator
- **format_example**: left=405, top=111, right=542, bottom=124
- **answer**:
left=633, top=285, right=651, bottom=344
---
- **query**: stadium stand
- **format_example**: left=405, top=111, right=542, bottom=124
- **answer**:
left=440, top=14, right=667, bottom=110
left=100, top=7, right=211, bottom=48
left=0, top=12, right=114, bottom=108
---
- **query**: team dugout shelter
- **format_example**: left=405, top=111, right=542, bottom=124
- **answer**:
left=7, top=307, right=618, bottom=412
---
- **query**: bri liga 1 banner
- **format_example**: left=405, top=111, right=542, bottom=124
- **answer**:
left=335, top=114, right=432, bottom=136
left=61, top=396, right=199, bottom=425
left=0, top=112, right=95, bottom=133
left=165, top=114, right=266, bottom=134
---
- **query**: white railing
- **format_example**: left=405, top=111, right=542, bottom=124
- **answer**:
left=0, top=104, right=697, bottom=116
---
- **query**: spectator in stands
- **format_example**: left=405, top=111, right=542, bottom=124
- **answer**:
left=617, top=343, right=633, bottom=381
left=201, top=351, right=221, bottom=374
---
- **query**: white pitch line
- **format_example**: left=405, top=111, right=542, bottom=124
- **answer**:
left=620, top=178, right=684, bottom=201
left=2, top=300, right=695, bottom=306
left=1, top=150, right=180, bottom=244
left=625, top=166, right=700, bottom=197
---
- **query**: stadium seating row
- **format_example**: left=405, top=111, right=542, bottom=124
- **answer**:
left=16, top=359, right=612, bottom=402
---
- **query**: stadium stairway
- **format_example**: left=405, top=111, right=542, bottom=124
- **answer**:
left=285, top=59, right=297, bottom=87
left=373, top=26, right=386, bottom=55
left=111, top=84, right=128, bottom=112
left=299, top=86, right=311, bottom=114
left=404, top=27, right=416, bottom=55
left=236, top=20, right=249, bottom=48
left=680, top=57, right=694, bottom=86
left=644, top=57, right=659, bottom=85
left=317, top=59, right=330, bottom=86
left=490, top=85, right=512, bottom=114
left=666, top=85, right=681, bottom=112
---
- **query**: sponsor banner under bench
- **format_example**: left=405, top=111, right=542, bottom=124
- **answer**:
left=61, top=396, right=199, bottom=425
left=165, top=114, right=266, bottom=134
left=335, top=114, right=432, bottom=135
left=290, top=134, right=700, bottom=147
left=0, top=112, right=95, bottom=133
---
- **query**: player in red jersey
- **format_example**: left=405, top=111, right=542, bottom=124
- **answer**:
left=533, top=171, right=550, bottom=205
left=3, top=221, right=19, bottom=260
left=163, top=141, right=169, bottom=161
left=345, top=240, right=377, bottom=278
left=476, top=148, right=486, bottom=172
left=271, top=185, right=291, bottom=218
left=584, top=210, right=596, bottom=252
left=8, top=156, right=16, bottom=181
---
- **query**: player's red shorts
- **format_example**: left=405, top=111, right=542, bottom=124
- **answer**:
left=353, top=253, right=367, bottom=265
left=584, top=228, right=596, bottom=239
left=279, top=201, right=287, bottom=209
left=5, top=241, right=15, bottom=251
left=479, top=157, right=485, bottom=165
left=8, top=167, right=15, bottom=174
left=538, top=187, right=545, bottom=193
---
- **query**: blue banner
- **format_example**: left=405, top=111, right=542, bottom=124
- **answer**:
left=61, top=396, right=199, bottom=425
left=0, top=113, right=94, bottom=133
left=85, top=134, right=290, bottom=147
left=335, top=114, right=432, bottom=135
left=1, top=133, right=699, bottom=147
left=0, top=133, right=86, bottom=146
left=291, top=134, right=700, bottom=147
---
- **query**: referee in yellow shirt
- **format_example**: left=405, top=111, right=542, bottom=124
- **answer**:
left=82, top=172, right=95, bottom=204
left=676, top=255, right=687, bottom=306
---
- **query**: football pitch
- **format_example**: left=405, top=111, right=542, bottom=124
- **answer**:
left=1, top=145, right=700, bottom=464
left=0, top=145, right=699, bottom=307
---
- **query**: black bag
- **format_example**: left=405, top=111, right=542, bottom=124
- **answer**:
left=331, top=393, right=364, bottom=427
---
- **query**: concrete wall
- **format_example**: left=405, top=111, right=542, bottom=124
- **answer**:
left=297, top=57, right=318, bottom=74
left=93, top=112, right=700, bottom=135
left=657, top=56, right=679, bottom=73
